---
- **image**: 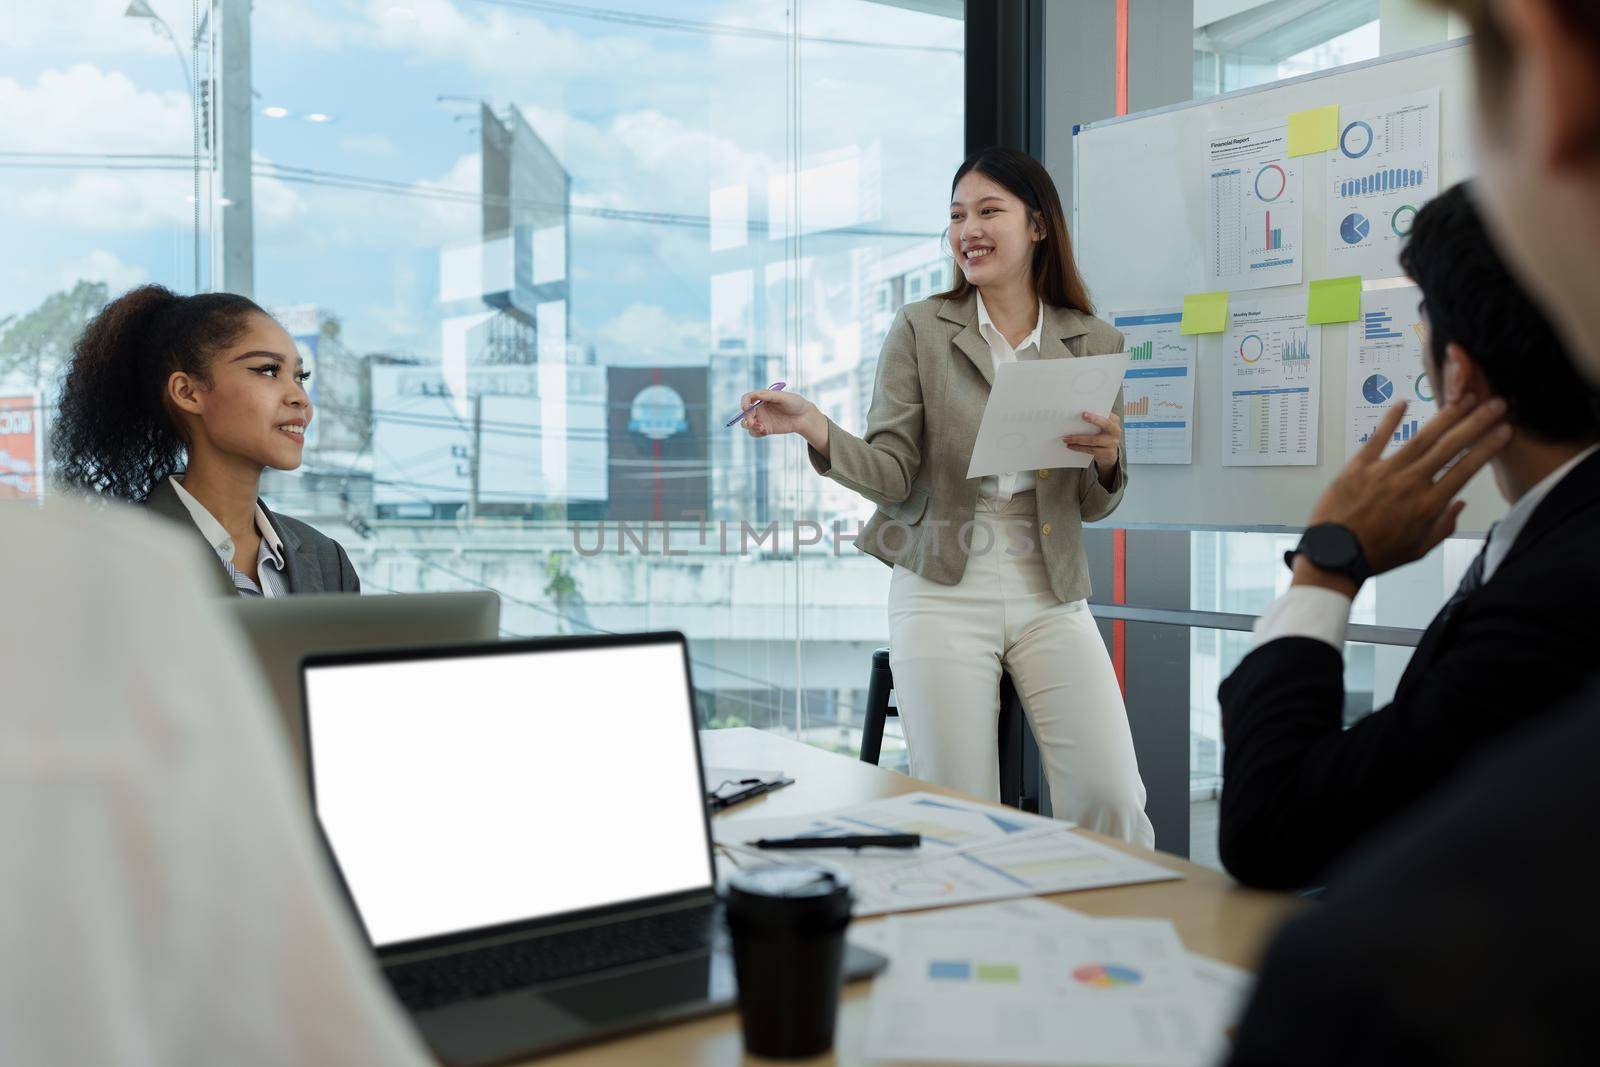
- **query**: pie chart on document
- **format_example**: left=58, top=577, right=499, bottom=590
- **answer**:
left=1340, top=212, right=1372, bottom=245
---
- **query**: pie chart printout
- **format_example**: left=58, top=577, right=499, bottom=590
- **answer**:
left=1072, top=963, right=1145, bottom=989
left=1340, top=212, right=1371, bottom=245
left=1362, top=374, right=1394, bottom=405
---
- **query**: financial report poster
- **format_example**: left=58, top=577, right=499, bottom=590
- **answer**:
left=1205, top=123, right=1304, bottom=293
left=1110, top=308, right=1196, bottom=465
left=1223, top=295, right=1321, bottom=467
left=1326, top=89, right=1441, bottom=280
left=1347, top=285, right=1433, bottom=457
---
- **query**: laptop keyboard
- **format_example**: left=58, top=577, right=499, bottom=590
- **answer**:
left=385, top=905, right=718, bottom=1011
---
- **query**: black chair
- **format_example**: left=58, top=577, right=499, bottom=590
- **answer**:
left=859, top=646, right=1041, bottom=812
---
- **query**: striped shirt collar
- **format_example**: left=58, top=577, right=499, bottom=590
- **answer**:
left=168, top=476, right=286, bottom=571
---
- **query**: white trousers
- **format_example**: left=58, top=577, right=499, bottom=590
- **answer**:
left=886, top=493, right=1156, bottom=848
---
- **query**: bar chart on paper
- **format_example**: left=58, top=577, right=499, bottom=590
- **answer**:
left=1327, top=88, right=1440, bottom=277
left=1111, top=308, right=1196, bottom=465
left=1206, top=124, right=1303, bottom=292
left=1347, top=285, right=1434, bottom=457
left=1224, top=296, right=1321, bottom=467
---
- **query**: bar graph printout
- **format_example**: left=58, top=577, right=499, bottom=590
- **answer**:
left=1347, top=285, right=1433, bottom=457
left=1223, top=294, right=1321, bottom=467
left=1204, top=122, right=1304, bottom=292
left=1110, top=308, right=1197, bottom=465
left=1326, top=89, right=1441, bottom=279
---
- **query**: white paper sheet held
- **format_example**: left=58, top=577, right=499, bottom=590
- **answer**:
left=967, top=353, right=1131, bottom=478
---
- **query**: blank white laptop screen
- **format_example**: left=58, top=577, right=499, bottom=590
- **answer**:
left=304, top=641, right=714, bottom=948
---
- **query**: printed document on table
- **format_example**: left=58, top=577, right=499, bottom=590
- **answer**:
left=1346, top=285, right=1432, bottom=457
left=1326, top=89, right=1441, bottom=279
left=1205, top=122, right=1304, bottom=292
left=844, top=829, right=1179, bottom=916
left=1111, top=308, right=1197, bottom=465
left=966, top=353, right=1131, bottom=478
left=716, top=793, right=1177, bottom=917
left=863, top=912, right=1213, bottom=1066
left=853, top=900, right=1255, bottom=1066
left=1222, top=294, right=1321, bottom=467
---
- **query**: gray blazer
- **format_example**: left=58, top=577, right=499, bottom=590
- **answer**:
left=144, top=477, right=362, bottom=596
left=808, top=291, right=1127, bottom=604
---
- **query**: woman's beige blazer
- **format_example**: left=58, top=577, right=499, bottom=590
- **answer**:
left=808, top=290, right=1127, bottom=603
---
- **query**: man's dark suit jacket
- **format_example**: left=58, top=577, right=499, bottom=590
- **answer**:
left=144, top=476, right=361, bottom=596
left=1218, top=448, right=1600, bottom=889
left=1226, top=682, right=1600, bottom=1066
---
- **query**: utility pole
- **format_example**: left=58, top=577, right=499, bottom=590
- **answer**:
left=218, top=0, right=254, bottom=296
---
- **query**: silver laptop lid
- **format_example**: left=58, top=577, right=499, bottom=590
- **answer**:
left=301, top=633, right=714, bottom=950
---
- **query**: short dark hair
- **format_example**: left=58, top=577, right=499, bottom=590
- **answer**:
left=52, top=284, right=268, bottom=502
left=1400, top=183, right=1600, bottom=442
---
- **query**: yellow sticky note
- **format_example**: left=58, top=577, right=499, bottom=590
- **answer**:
left=1288, top=105, right=1340, bottom=157
left=1307, top=276, right=1363, bottom=325
left=1180, top=291, right=1229, bottom=335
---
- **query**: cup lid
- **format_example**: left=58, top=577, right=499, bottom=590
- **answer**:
left=726, top=865, right=852, bottom=925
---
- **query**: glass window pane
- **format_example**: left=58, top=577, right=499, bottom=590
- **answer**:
left=1194, top=0, right=1381, bottom=99
left=241, top=0, right=962, bottom=756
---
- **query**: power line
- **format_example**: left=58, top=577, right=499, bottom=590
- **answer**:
left=464, top=0, right=961, bottom=55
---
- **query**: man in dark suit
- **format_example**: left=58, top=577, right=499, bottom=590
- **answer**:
left=1227, top=0, right=1600, bottom=1061
left=1217, top=183, right=1600, bottom=890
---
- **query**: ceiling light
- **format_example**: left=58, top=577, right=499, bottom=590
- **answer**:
left=304, top=113, right=332, bottom=123
left=262, top=105, right=289, bottom=118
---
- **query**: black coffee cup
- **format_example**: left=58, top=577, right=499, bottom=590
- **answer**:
left=724, top=865, right=853, bottom=1059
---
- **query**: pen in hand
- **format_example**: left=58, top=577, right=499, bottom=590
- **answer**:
left=727, top=381, right=787, bottom=428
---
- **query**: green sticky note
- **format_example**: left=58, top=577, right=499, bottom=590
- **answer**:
left=1307, top=276, right=1363, bottom=324
left=1180, top=291, right=1229, bottom=335
left=1288, top=105, right=1340, bottom=157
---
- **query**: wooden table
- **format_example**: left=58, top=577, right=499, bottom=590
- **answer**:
left=518, top=728, right=1304, bottom=1066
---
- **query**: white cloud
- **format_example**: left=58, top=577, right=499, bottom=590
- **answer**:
left=0, top=0, right=179, bottom=61
left=597, top=303, right=710, bottom=364
left=0, top=63, right=190, bottom=153
left=19, top=170, right=192, bottom=232
left=56, top=249, right=148, bottom=294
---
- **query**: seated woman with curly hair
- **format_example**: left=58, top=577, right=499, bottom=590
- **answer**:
left=52, top=285, right=360, bottom=596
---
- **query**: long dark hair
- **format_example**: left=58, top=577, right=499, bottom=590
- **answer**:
left=936, top=146, right=1094, bottom=314
left=52, top=284, right=268, bottom=502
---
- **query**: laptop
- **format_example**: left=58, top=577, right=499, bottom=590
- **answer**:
left=228, top=591, right=500, bottom=771
left=300, top=631, right=886, bottom=1066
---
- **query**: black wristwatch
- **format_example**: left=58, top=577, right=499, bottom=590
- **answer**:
left=1284, top=523, right=1373, bottom=584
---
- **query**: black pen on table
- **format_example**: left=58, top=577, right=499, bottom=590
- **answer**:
left=752, top=833, right=921, bottom=850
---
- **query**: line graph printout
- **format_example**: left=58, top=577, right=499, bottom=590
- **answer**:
left=1326, top=89, right=1441, bottom=279
left=1347, top=285, right=1433, bottom=456
left=1223, top=295, right=1321, bottom=467
left=1205, top=122, right=1304, bottom=292
left=1111, top=308, right=1196, bottom=465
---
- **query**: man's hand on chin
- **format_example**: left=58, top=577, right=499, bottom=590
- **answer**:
left=1294, top=394, right=1511, bottom=591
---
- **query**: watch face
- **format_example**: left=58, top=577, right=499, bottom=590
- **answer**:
left=1304, top=524, right=1360, bottom=570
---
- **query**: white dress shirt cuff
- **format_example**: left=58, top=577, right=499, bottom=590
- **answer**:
left=1252, top=585, right=1354, bottom=651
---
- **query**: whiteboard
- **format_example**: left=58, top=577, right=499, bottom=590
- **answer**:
left=1072, top=40, right=1498, bottom=532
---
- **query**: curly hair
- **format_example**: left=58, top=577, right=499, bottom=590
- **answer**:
left=1400, top=183, right=1600, bottom=443
left=51, top=284, right=268, bottom=502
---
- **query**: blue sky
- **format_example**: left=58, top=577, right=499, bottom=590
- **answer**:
left=1, top=0, right=962, bottom=368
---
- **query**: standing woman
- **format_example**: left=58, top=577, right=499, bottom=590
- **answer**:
left=52, top=284, right=361, bottom=596
left=740, top=147, right=1153, bottom=846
